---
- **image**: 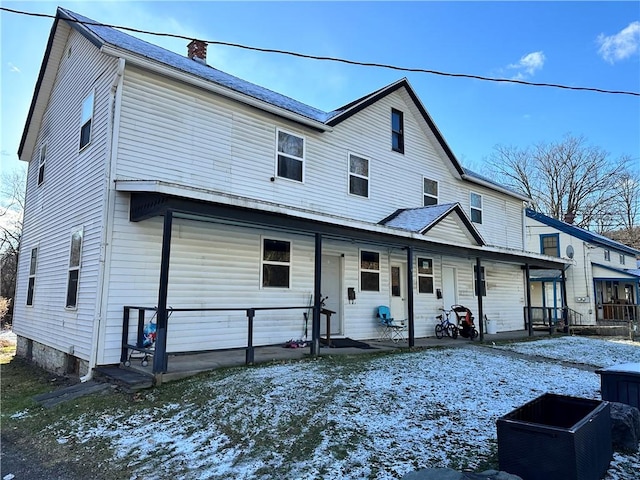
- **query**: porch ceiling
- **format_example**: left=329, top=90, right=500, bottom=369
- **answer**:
left=119, top=183, right=567, bottom=269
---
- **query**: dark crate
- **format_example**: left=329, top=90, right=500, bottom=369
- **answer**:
left=597, top=363, right=640, bottom=409
left=497, top=393, right=612, bottom=480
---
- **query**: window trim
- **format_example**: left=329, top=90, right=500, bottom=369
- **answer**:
left=423, top=177, right=438, bottom=206
left=391, top=108, right=404, bottom=154
left=26, top=247, right=38, bottom=306
left=79, top=91, right=94, bottom=151
left=65, top=228, right=83, bottom=309
left=260, top=237, right=292, bottom=289
left=37, top=143, right=47, bottom=186
left=470, top=192, right=483, bottom=224
left=275, top=128, right=305, bottom=183
left=417, top=257, right=434, bottom=294
left=473, top=265, right=486, bottom=297
left=619, top=254, right=625, bottom=265
left=359, top=249, right=381, bottom=292
left=604, top=249, right=611, bottom=262
left=348, top=152, right=370, bottom=198
left=539, top=233, right=560, bottom=257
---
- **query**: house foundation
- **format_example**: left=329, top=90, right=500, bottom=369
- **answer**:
left=16, top=335, right=89, bottom=377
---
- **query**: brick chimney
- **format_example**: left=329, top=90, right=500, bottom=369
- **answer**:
left=564, top=212, right=575, bottom=224
left=187, top=40, right=207, bottom=64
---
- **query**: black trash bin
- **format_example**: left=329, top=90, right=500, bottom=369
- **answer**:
left=596, top=362, right=640, bottom=409
left=497, top=393, right=612, bottom=480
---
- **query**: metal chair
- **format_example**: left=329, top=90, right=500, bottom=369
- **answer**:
left=376, top=305, right=406, bottom=342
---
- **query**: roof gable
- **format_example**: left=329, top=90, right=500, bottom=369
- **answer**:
left=379, top=203, right=485, bottom=246
left=526, top=209, right=640, bottom=256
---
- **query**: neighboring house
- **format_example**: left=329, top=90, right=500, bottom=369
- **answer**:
left=525, top=209, right=640, bottom=327
left=14, top=8, right=566, bottom=379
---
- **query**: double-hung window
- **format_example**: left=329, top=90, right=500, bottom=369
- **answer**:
left=262, top=238, right=291, bottom=288
left=349, top=153, right=369, bottom=197
left=473, top=265, right=486, bottom=297
left=37, top=144, right=47, bottom=186
left=619, top=254, right=625, bottom=265
left=66, top=229, right=83, bottom=308
left=604, top=250, right=611, bottom=262
left=26, top=247, right=38, bottom=306
left=540, top=234, right=560, bottom=257
left=276, top=129, right=304, bottom=182
left=417, top=257, right=434, bottom=294
left=360, top=250, right=380, bottom=291
left=391, top=109, right=404, bottom=153
left=470, top=192, right=483, bottom=224
left=423, top=178, right=438, bottom=206
left=79, top=91, right=94, bottom=150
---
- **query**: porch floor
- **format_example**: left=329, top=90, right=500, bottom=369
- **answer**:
left=118, top=330, right=550, bottom=384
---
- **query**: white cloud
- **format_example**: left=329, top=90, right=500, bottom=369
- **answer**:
left=507, top=51, right=545, bottom=79
left=597, top=21, right=640, bottom=64
left=8, top=62, right=20, bottom=73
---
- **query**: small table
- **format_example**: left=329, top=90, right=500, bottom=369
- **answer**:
left=321, top=308, right=336, bottom=347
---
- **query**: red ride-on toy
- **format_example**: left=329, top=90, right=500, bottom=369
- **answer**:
left=451, top=305, right=479, bottom=340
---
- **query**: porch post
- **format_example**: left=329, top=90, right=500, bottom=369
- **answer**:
left=525, top=263, right=533, bottom=337
left=475, top=257, right=484, bottom=342
left=561, top=268, right=569, bottom=333
left=311, top=233, right=322, bottom=356
left=153, top=209, right=173, bottom=374
left=406, top=247, right=415, bottom=347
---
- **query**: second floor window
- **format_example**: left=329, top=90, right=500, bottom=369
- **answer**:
left=540, top=234, right=560, bottom=257
left=604, top=250, right=610, bottom=261
left=37, top=144, right=47, bottom=186
left=423, top=178, right=438, bottom=206
left=349, top=154, right=369, bottom=197
left=26, top=247, right=38, bottom=306
left=620, top=254, right=625, bottom=265
left=79, top=91, right=94, bottom=150
left=276, top=129, right=304, bottom=182
left=391, top=109, right=404, bottom=153
left=470, top=192, right=483, bottom=224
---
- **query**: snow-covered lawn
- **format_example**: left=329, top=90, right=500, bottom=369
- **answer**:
left=52, top=337, right=638, bottom=479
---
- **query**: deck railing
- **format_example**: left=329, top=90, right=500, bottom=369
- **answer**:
left=121, top=305, right=313, bottom=374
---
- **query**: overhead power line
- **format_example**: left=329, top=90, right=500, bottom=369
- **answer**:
left=2, top=6, right=639, bottom=97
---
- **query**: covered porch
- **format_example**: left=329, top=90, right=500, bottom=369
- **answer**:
left=115, top=185, right=568, bottom=380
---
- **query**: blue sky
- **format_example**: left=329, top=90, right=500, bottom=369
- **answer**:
left=1, top=1, right=639, bottom=179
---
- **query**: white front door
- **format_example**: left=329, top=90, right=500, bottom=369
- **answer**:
left=442, top=266, right=458, bottom=310
left=320, top=255, right=342, bottom=336
left=390, top=263, right=407, bottom=320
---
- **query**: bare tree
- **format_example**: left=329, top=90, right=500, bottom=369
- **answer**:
left=489, top=134, right=634, bottom=233
left=1, top=167, right=27, bottom=323
left=606, top=168, right=640, bottom=250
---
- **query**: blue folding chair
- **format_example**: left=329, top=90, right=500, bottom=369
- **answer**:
left=376, top=305, right=406, bottom=342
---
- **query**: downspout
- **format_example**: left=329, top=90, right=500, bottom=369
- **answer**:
left=81, top=57, right=125, bottom=382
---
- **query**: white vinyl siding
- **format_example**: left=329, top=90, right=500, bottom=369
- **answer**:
left=13, top=28, right=114, bottom=361
left=116, top=77, right=524, bottom=249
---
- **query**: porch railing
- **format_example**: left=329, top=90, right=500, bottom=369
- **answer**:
left=596, top=303, right=639, bottom=323
left=121, top=305, right=313, bottom=374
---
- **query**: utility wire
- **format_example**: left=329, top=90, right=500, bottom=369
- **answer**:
left=2, top=6, right=639, bottom=97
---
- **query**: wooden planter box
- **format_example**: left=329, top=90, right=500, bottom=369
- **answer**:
left=497, top=393, right=612, bottom=480
left=597, top=363, right=640, bottom=409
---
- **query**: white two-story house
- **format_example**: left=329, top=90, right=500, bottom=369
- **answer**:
left=525, top=209, right=640, bottom=328
left=14, top=8, right=566, bottom=379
